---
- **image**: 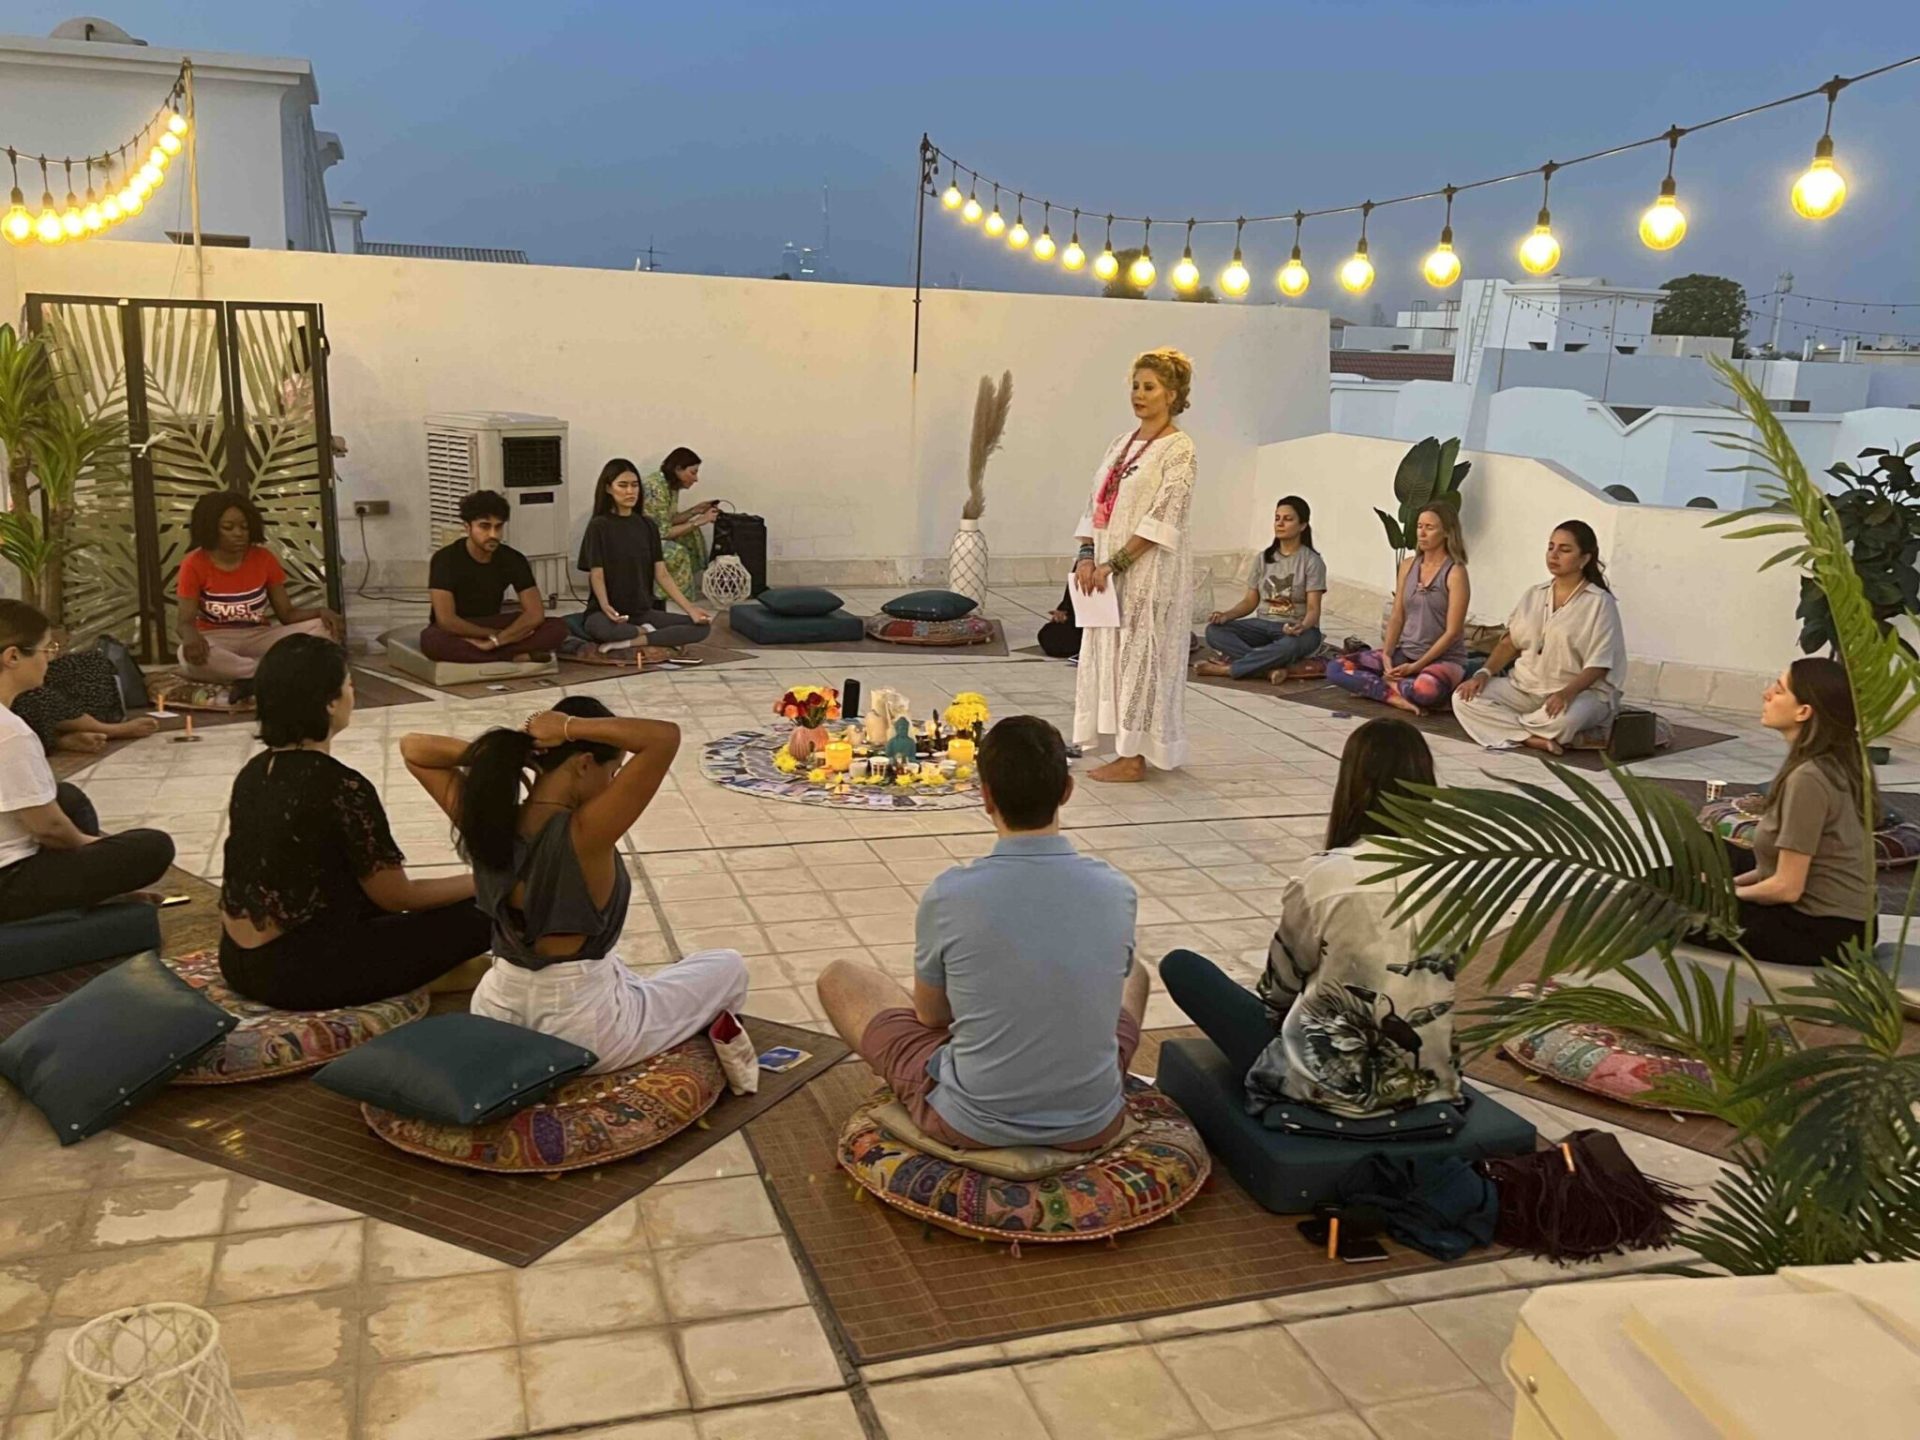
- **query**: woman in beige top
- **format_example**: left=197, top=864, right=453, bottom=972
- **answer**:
left=1694, top=656, right=1874, bottom=967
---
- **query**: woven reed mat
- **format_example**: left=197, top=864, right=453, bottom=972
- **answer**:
left=105, top=1013, right=843, bottom=1267
left=748, top=1032, right=1511, bottom=1366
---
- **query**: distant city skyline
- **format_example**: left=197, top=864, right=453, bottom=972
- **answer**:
left=6, top=0, right=1915, bottom=345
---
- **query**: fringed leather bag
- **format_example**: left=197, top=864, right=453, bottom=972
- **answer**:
left=1480, top=1129, right=1695, bottom=1263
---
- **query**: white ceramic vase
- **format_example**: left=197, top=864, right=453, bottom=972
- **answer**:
left=947, top=520, right=989, bottom=607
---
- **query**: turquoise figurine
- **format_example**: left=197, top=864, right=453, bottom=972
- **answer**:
left=885, top=715, right=919, bottom=769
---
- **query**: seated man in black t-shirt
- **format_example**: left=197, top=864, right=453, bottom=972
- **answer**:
left=420, top=490, right=571, bottom=663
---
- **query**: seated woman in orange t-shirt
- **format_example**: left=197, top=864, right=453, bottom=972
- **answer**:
left=176, top=491, right=342, bottom=684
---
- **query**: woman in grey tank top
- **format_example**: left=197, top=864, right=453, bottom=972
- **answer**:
left=1327, top=503, right=1472, bottom=715
left=399, top=696, right=747, bottom=1072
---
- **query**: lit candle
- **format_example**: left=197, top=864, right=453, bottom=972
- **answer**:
left=824, top=740, right=854, bottom=773
left=947, top=737, right=975, bottom=765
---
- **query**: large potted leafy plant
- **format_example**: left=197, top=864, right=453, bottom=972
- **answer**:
left=1375, top=435, right=1471, bottom=561
left=1367, top=360, right=1920, bottom=1272
left=1777, top=441, right=1920, bottom=655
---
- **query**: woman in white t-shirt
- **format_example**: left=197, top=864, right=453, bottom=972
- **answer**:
left=0, top=602, right=175, bottom=923
left=1198, top=496, right=1328, bottom=682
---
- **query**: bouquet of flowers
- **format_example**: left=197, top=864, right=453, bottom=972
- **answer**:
left=775, top=685, right=841, bottom=728
left=944, top=692, right=990, bottom=731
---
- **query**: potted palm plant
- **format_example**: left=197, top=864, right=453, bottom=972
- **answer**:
left=947, top=371, right=1011, bottom=608
left=1367, top=360, right=1920, bottom=1272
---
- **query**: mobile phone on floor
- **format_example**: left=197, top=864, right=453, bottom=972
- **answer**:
left=158, top=894, right=193, bottom=908
left=1297, top=1218, right=1390, bottom=1263
left=758, top=1046, right=809, bottom=1073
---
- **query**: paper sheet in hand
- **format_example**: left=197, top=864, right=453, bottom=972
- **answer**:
left=1068, top=569, right=1122, bottom=628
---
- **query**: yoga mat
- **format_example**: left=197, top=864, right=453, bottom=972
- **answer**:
left=0, top=869, right=224, bottom=1041
left=750, top=1033, right=1512, bottom=1366
left=706, top=617, right=1010, bottom=659
left=355, top=641, right=752, bottom=700
left=114, top=1013, right=846, bottom=1267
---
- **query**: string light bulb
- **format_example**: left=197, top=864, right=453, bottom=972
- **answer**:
left=81, top=162, right=104, bottom=233
left=983, top=184, right=1006, bottom=237
left=961, top=179, right=982, bottom=224
left=941, top=164, right=964, bottom=211
left=1421, top=186, right=1461, bottom=287
left=166, top=106, right=189, bottom=138
left=1032, top=203, right=1056, bottom=261
left=60, top=162, right=84, bottom=238
left=1637, top=128, right=1688, bottom=251
left=1791, top=80, right=1850, bottom=220
left=1276, top=212, right=1309, bottom=297
left=2, top=152, right=30, bottom=245
left=1127, top=220, right=1156, bottom=290
left=34, top=159, right=63, bottom=244
left=1170, top=219, right=1199, bottom=292
left=1006, top=193, right=1028, bottom=249
left=1517, top=163, right=1561, bottom=275
left=1060, top=210, right=1086, bottom=270
left=1338, top=202, right=1375, bottom=295
left=1218, top=218, right=1250, bottom=298
left=159, top=130, right=183, bottom=158
left=1092, top=215, right=1119, bottom=281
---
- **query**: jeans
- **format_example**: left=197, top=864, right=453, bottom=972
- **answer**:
left=581, top=608, right=712, bottom=650
left=1159, top=948, right=1274, bottom=1076
left=1326, top=649, right=1466, bottom=712
left=0, top=783, right=175, bottom=923
left=1203, top=617, right=1323, bottom=680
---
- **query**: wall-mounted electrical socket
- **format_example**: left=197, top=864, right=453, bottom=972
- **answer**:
left=353, top=500, right=390, bottom=517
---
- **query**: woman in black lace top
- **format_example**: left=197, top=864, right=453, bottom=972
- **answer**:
left=219, top=635, right=490, bottom=1009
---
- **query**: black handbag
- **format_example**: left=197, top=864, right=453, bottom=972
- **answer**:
left=709, top=504, right=768, bottom=598
left=93, top=633, right=148, bottom=718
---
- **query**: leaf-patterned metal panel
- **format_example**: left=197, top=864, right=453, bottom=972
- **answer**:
left=37, top=301, right=135, bottom=650
left=140, top=304, right=228, bottom=647
left=229, top=306, right=330, bottom=611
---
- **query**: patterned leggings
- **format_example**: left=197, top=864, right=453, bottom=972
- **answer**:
left=1326, top=650, right=1465, bottom=711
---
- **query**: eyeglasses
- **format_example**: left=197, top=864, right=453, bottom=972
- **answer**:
left=21, top=640, right=62, bottom=658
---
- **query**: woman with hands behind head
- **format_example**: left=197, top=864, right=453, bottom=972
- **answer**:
left=400, top=698, right=747, bottom=1071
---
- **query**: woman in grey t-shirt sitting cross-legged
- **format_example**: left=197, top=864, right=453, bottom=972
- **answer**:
left=1199, top=496, right=1327, bottom=681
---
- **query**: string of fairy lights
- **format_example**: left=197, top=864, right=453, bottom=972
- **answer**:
left=2, top=62, right=192, bottom=247
left=925, top=53, right=1919, bottom=300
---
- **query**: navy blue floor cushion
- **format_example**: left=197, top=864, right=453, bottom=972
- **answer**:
left=1156, top=1036, right=1537, bottom=1214
left=0, top=902, right=163, bottom=983
left=728, top=602, right=864, bottom=646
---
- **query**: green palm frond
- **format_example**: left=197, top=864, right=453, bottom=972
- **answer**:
left=1680, top=1151, right=1920, bottom=1272
left=1366, top=763, right=1738, bottom=983
left=0, top=323, right=53, bottom=461
left=1703, top=358, right=1920, bottom=741
left=0, top=509, right=54, bottom=579
left=27, top=401, right=126, bottom=510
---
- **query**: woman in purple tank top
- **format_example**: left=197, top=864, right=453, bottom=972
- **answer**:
left=1327, top=504, right=1471, bottom=715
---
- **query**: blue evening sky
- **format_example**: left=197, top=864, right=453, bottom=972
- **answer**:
left=14, top=1, right=1919, bottom=336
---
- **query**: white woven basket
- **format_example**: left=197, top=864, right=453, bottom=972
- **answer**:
left=54, top=1303, right=245, bottom=1440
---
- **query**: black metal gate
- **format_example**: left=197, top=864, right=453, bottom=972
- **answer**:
left=25, top=295, right=342, bottom=661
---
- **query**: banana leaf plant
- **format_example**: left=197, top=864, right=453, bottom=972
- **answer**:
left=0, top=323, right=53, bottom=541
left=1362, top=359, right=1920, bottom=1272
left=1374, top=435, right=1471, bottom=560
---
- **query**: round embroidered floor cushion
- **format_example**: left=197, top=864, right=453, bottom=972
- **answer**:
left=862, top=614, right=997, bottom=647
left=364, top=1036, right=724, bottom=1173
left=163, top=950, right=428, bottom=1085
left=837, top=1084, right=1211, bottom=1243
left=1702, top=794, right=1920, bottom=869
left=1499, top=981, right=1712, bottom=1112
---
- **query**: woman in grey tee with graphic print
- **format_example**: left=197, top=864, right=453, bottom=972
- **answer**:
left=1199, top=496, right=1327, bottom=681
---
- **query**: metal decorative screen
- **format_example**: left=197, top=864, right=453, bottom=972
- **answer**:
left=27, top=296, right=340, bottom=660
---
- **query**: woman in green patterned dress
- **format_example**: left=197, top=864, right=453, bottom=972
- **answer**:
left=642, top=447, right=719, bottom=597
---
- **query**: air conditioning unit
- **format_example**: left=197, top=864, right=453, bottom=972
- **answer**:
left=424, top=411, right=569, bottom=558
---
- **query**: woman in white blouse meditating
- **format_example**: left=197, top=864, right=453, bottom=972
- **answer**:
left=1452, top=520, right=1627, bottom=755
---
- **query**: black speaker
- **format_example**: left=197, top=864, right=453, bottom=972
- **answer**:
left=842, top=678, right=862, bottom=720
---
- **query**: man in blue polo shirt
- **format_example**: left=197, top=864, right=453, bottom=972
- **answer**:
left=816, top=715, right=1148, bottom=1150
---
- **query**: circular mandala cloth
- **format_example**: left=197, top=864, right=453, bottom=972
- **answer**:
left=838, top=1085, right=1211, bottom=1243
left=700, top=726, right=983, bottom=811
left=364, top=1036, right=724, bottom=1174
left=1499, top=981, right=1713, bottom=1112
left=163, top=950, right=428, bottom=1085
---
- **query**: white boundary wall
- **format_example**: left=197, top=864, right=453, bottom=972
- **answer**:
left=4, top=242, right=1328, bottom=588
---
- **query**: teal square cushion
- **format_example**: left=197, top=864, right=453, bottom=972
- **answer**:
left=0, top=952, right=237, bottom=1145
left=881, top=589, right=978, bottom=622
left=315, top=1013, right=596, bottom=1126
left=757, top=586, right=844, bottom=617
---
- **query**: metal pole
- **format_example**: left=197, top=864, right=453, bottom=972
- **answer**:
left=912, top=135, right=932, bottom=375
left=184, top=60, right=204, bottom=299
left=1600, top=294, right=1619, bottom=402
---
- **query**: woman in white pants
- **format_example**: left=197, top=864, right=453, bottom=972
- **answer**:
left=176, top=491, right=341, bottom=684
left=1452, top=520, right=1626, bottom=756
left=400, top=698, right=747, bottom=1073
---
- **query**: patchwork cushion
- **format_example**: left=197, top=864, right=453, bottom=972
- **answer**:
left=837, top=1083, right=1209, bottom=1243
left=315, top=1013, right=596, bottom=1126
left=1700, top=792, right=1920, bottom=870
left=378, top=626, right=557, bottom=686
left=0, top=953, right=236, bottom=1144
left=0, top=901, right=162, bottom=983
left=757, top=586, right=844, bottom=618
left=868, top=1098, right=1145, bottom=1182
left=863, top=614, right=997, bottom=648
left=1156, top=1037, right=1534, bottom=1214
left=163, top=950, right=429, bottom=1085
left=364, top=1035, right=724, bottom=1173
left=881, top=589, right=978, bottom=622
left=1498, top=981, right=1714, bottom=1113
left=727, top=603, right=864, bottom=646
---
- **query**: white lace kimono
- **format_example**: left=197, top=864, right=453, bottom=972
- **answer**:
left=1072, top=430, right=1196, bottom=770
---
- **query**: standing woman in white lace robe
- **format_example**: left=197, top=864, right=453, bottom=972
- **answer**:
left=1072, top=349, right=1197, bottom=783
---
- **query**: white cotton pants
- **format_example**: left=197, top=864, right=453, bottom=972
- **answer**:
left=1452, top=675, right=1615, bottom=750
left=469, top=947, right=750, bottom=1075
left=179, top=618, right=332, bottom=682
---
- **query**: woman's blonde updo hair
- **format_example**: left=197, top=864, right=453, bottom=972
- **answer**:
left=1131, top=347, right=1194, bottom=415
